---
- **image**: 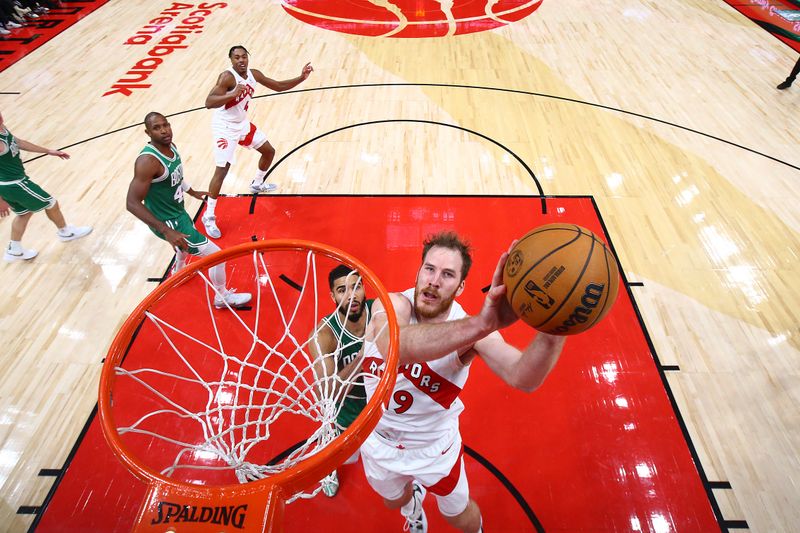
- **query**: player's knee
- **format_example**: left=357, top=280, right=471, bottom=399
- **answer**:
left=382, top=482, right=412, bottom=509
left=260, top=142, right=275, bottom=157
left=441, top=498, right=480, bottom=531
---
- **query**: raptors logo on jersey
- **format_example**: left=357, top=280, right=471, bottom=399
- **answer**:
left=362, top=288, right=471, bottom=446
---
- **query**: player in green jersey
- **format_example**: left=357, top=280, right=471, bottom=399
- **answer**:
left=309, top=264, right=373, bottom=497
left=126, top=112, right=251, bottom=309
left=0, top=111, right=92, bottom=262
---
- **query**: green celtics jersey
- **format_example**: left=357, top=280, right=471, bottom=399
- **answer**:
left=139, top=143, right=186, bottom=221
left=322, top=299, right=373, bottom=428
left=0, top=128, right=27, bottom=182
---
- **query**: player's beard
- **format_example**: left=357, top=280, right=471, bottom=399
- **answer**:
left=414, top=285, right=457, bottom=320
left=337, top=299, right=365, bottom=322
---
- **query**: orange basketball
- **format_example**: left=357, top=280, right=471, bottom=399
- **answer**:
left=502, top=223, right=619, bottom=335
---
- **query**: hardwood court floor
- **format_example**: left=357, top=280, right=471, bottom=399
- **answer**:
left=0, top=0, right=798, bottom=531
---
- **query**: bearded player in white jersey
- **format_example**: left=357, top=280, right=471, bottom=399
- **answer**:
left=202, top=45, right=313, bottom=238
left=361, top=232, right=567, bottom=533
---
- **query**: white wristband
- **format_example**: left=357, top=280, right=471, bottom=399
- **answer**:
left=181, top=180, right=191, bottom=192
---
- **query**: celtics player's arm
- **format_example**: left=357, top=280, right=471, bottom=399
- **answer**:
left=251, top=63, right=312, bottom=92
left=310, top=321, right=338, bottom=384
left=126, top=155, right=189, bottom=251
left=14, top=137, right=69, bottom=159
left=186, top=187, right=209, bottom=200
left=205, top=71, right=244, bottom=108
left=473, top=331, right=566, bottom=393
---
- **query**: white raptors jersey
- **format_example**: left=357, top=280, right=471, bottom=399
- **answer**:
left=212, top=67, right=256, bottom=124
left=362, top=288, right=470, bottom=447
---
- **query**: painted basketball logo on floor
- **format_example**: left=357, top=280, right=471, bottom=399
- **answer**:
left=281, top=0, right=543, bottom=38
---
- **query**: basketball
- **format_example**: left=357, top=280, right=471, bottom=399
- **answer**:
left=502, top=223, right=619, bottom=335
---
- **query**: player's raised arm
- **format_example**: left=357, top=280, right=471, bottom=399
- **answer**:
left=371, top=248, right=520, bottom=366
left=474, top=330, right=566, bottom=393
left=204, top=71, right=243, bottom=109
left=252, top=62, right=313, bottom=92
left=126, top=155, right=188, bottom=251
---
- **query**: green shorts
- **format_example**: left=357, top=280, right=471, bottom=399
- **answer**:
left=0, top=177, right=55, bottom=215
left=336, top=393, right=367, bottom=429
left=150, top=211, right=209, bottom=255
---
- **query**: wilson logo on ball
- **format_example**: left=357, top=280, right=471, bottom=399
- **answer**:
left=551, top=283, right=606, bottom=334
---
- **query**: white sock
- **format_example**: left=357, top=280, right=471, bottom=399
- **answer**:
left=252, top=168, right=268, bottom=185
left=174, top=249, right=187, bottom=270
left=8, top=240, right=22, bottom=253
left=209, top=262, right=226, bottom=293
left=206, top=197, right=217, bottom=217
left=57, top=225, right=72, bottom=236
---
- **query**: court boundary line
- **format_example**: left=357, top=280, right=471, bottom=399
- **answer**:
left=591, top=196, right=742, bottom=532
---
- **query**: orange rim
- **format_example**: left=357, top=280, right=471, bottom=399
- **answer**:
left=98, top=239, right=399, bottom=515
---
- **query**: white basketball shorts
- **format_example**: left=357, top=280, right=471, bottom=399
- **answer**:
left=211, top=119, right=267, bottom=167
left=360, top=428, right=470, bottom=517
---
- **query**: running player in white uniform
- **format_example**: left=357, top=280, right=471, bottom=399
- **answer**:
left=361, top=232, right=568, bottom=533
left=202, top=45, right=313, bottom=238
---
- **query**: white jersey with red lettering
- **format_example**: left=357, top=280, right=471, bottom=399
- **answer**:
left=212, top=67, right=256, bottom=125
left=362, top=288, right=471, bottom=448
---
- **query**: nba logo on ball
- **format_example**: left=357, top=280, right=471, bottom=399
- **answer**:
left=502, top=224, right=620, bottom=335
left=281, top=0, right=544, bottom=38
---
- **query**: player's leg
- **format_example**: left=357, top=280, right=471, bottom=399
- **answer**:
left=361, top=434, right=428, bottom=532
left=192, top=230, right=251, bottom=309
left=5, top=210, right=36, bottom=261
left=203, top=164, right=229, bottom=239
left=14, top=176, right=93, bottom=241
left=246, top=126, right=277, bottom=193
left=442, top=499, right=482, bottom=533
left=432, top=457, right=483, bottom=533
left=45, top=201, right=92, bottom=242
left=778, top=56, right=800, bottom=90
left=205, top=125, right=239, bottom=238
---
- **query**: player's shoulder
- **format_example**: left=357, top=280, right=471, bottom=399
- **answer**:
left=217, top=69, right=236, bottom=83
left=389, top=292, right=413, bottom=321
left=134, top=148, right=162, bottom=171
left=311, top=316, right=337, bottom=347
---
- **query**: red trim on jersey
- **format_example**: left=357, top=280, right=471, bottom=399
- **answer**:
left=362, top=357, right=384, bottom=376
left=239, top=123, right=257, bottom=146
left=224, top=84, right=254, bottom=109
left=399, top=362, right=462, bottom=409
left=427, top=447, right=464, bottom=496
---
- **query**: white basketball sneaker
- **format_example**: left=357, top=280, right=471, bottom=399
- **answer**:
left=202, top=215, right=221, bottom=239
left=213, top=289, right=252, bottom=309
left=4, top=247, right=38, bottom=262
left=320, top=471, right=339, bottom=498
left=249, top=180, right=278, bottom=193
left=57, top=225, right=93, bottom=242
left=403, top=482, right=427, bottom=533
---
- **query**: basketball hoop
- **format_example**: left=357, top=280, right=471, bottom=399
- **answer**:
left=98, top=240, right=399, bottom=532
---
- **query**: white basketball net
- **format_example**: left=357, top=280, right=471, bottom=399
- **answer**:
left=111, top=249, right=386, bottom=501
